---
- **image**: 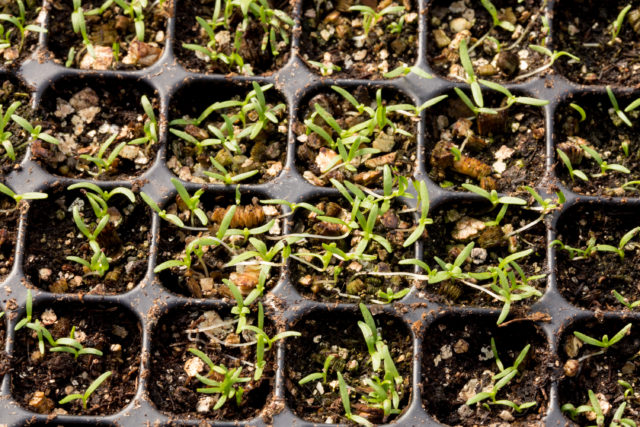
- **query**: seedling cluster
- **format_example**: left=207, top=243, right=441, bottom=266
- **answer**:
left=297, top=304, right=407, bottom=426
left=0, top=0, right=45, bottom=60
left=169, top=82, right=286, bottom=184
left=14, top=291, right=112, bottom=412
left=183, top=0, right=293, bottom=74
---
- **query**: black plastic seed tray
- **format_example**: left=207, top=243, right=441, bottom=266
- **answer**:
left=1, top=0, right=639, bottom=425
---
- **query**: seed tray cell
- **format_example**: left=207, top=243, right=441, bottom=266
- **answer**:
left=0, top=0, right=639, bottom=425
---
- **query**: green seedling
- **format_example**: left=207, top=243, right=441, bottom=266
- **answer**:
left=11, top=113, right=60, bottom=146
left=551, top=237, right=598, bottom=260
left=348, top=5, right=405, bottom=37
left=0, top=101, right=22, bottom=161
left=459, top=39, right=484, bottom=108
left=59, top=371, right=112, bottom=409
left=298, top=354, right=335, bottom=385
left=478, top=80, right=550, bottom=109
left=241, top=303, right=300, bottom=380
left=561, top=390, right=604, bottom=425
left=14, top=289, right=33, bottom=331
left=607, top=86, right=640, bottom=128
left=0, top=182, right=47, bottom=206
left=613, top=290, right=640, bottom=310
left=67, top=240, right=111, bottom=277
left=375, top=287, right=410, bottom=304
left=260, top=198, right=323, bottom=217
left=574, top=323, right=632, bottom=349
left=618, top=380, right=635, bottom=399
left=204, top=156, right=259, bottom=184
left=466, top=338, right=536, bottom=412
left=611, top=4, right=632, bottom=43
left=79, top=133, right=126, bottom=177
left=127, top=95, right=158, bottom=150
left=140, top=191, right=185, bottom=227
left=515, top=45, right=579, bottom=81
left=337, top=371, right=374, bottom=427
left=461, top=183, right=526, bottom=226
left=403, top=180, right=432, bottom=247
left=113, top=0, right=148, bottom=41
left=556, top=148, right=589, bottom=182
left=171, top=178, right=207, bottom=226
left=188, top=348, right=251, bottom=409
left=481, top=0, right=515, bottom=32
left=590, top=226, right=640, bottom=260
left=27, top=322, right=103, bottom=358
left=581, top=144, right=630, bottom=176
left=0, top=0, right=46, bottom=53
left=67, top=182, right=136, bottom=219
left=383, top=64, right=433, bottom=79
left=611, top=401, right=636, bottom=427
left=569, top=103, right=587, bottom=121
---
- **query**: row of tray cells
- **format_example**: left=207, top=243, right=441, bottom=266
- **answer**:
left=3, top=301, right=638, bottom=425
left=11, top=0, right=633, bottom=85
left=1, top=73, right=638, bottom=197
left=2, top=176, right=636, bottom=314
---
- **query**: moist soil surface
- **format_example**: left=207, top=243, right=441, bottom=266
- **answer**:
left=423, top=202, right=547, bottom=311
left=0, top=197, right=20, bottom=284
left=300, top=0, right=418, bottom=79
left=427, top=0, right=548, bottom=82
left=167, top=85, right=287, bottom=184
left=294, top=86, right=418, bottom=188
left=23, top=187, right=151, bottom=294
left=11, top=304, right=141, bottom=415
left=285, top=311, right=412, bottom=424
left=556, top=205, right=640, bottom=311
left=0, top=0, right=41, bottom=67
left=157, top=195, right=282, bottom=298
left=559, top=318, right=640, bottom=425
left=34, top=85, right=158, bottom=180
left=422, top=315, right=554, bottom=426
left=555, top=94, right=640, bottom=196
left=0, top=79, right=36, bottom=176
left=427, top=95, right=546, bottom=193
left=46, top=0, right=168, bottom=70
left=290, top=198, right=416, bottom=303
left=148, top=307, right=275, bottom=420
left=553, top=0, right=640, bottom=86
left=175, top=0, right=292, bottom=75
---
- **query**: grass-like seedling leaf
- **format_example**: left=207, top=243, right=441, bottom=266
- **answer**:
left=569, top=103, right=587, bottom=121
left=14, top=289, right=32, bottom=331
left=611, top=4, right=632, bottom=43
left=574, top=323, right=632, bottom=349
left=607, top=86, right=633, bottom=127
left=140, top=191, right=184, bottom=227
left=59, top=371, right=112, bottom=409
left=338, top=371, right=373, bottom=427
left=0, top=182, right=47, bottom=206
left=613, top=290, right=640, bottom=309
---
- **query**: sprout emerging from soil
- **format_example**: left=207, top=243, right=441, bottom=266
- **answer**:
left=59, top=371, right=112, bottom=409
left=0, top=182, right=47, bottom=207
left=0, top=0, right=46, bottom=54
left=466, top=338, right=536, bottom=413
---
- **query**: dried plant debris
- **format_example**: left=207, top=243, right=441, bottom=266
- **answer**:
left=290, top=197, right=416, bottom=303
left=427, top=0, right=553, bottom=82
left=24, top=186, right=151, bottom=295
left=156, top=194, right=283, bottom=299
left=295, top=86, right=418, bottom=188
left=175, top=0, right=293, bottom=75
left=300, top=0, right=418, bottom=79
left=554, top=0, right=640, bottom=85
left=422, top=316, right=553, bottom=426
left=427, top=93, right=546, bottom=193
left=11, top=302, right=141, bottom=415
left=47, top=0, right=169, bottom=70
left=168, top=83, right=287, bottom=184
left=34, top=86, right=159, bottom=180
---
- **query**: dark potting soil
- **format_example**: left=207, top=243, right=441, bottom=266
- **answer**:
left=23, top=187, right=151, bottom=295
left=11, top=303, right=141, bottom=415
left=285, top=310, right=413, bottom=424
left=422, top=315, right=554, bottom=426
